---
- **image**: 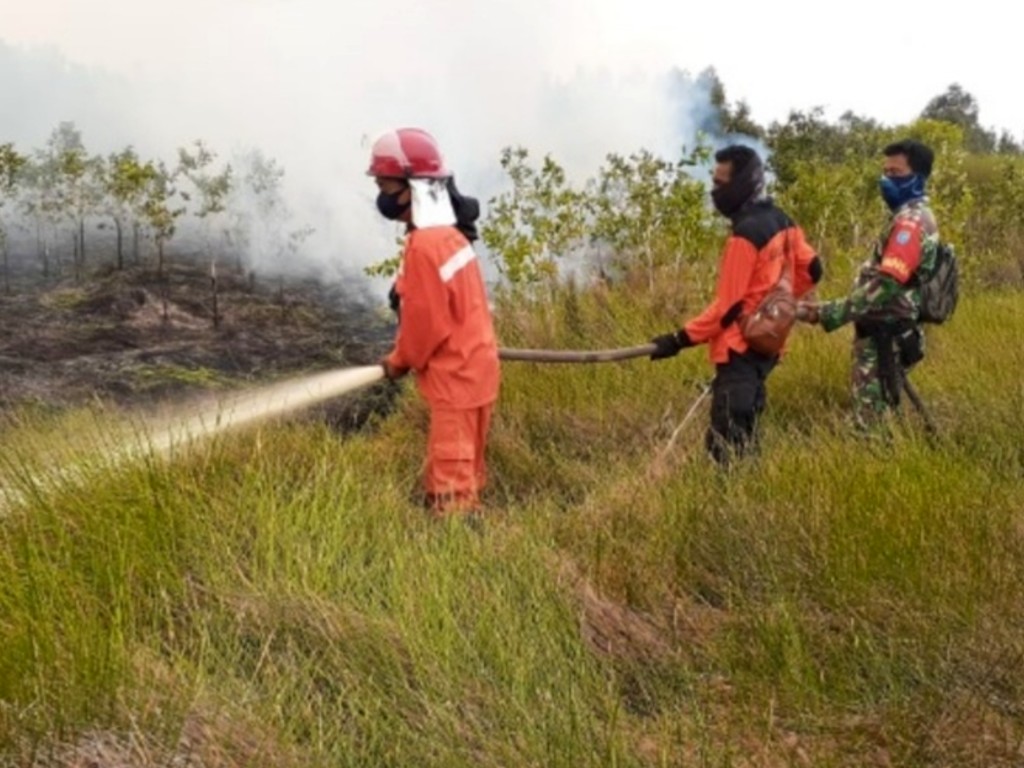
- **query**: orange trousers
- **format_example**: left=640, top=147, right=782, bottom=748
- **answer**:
left=424, top=404, right=494, bottom=515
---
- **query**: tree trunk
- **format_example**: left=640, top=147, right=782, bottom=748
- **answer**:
left=645, top=242, right=654, bottom=295
left=79, top=218, right=86, bottom=272
left=161, top=248, right=170, bottom=326
left=52, top=226, right=61, bottom=275
left=132, top=221, right=140, bottom=266
left=35, top=222, right=46, bottom=278
left=278, top=276, right=285, bottom=325
left=210, top=259, right=220, bottom=329
left=114, top=217, right=124, bottom=271
left=2, top=234, right=9, bottom=296
left=73, top=230, right=81, bottom=283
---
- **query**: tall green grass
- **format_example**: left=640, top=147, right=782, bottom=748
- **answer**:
left=1, top=289, right=1022, bottom=766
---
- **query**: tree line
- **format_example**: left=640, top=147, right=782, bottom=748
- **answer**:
left=0, top=122, right=312, bottom=302
left=478, top=78, right=1024, bottom=298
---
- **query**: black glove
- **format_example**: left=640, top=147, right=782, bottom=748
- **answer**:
left=380, top=357, right=409, bottom=381
left=809, top=255, right=824, bottom=285
left=649, top=330, right=694, bottom=361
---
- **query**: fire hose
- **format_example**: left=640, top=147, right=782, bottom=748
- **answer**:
left=383, top=341, right=934, bottom=435
left=497, top=343, right=657, bottom=363
left=495, top=345, right=934, bottom=434
left=495, top=344, right=712, bottom=459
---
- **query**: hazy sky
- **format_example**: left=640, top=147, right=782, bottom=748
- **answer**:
left=4, top=0, right=1017, bottom=133
left=1, top=0, right=1017, bottom=277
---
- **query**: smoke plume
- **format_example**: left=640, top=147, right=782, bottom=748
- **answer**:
left=0, top=1, right=746, bottom=293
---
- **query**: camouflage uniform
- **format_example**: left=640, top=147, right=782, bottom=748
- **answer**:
left=818, top=199, right=939, bottom=429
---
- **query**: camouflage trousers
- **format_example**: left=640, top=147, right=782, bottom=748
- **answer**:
left=851, top=334, right=894, bottom=429
left=850, top=330, right=925, bottom=430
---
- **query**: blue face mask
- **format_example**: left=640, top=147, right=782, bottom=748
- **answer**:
left=879, top=173, right=925, bottom=211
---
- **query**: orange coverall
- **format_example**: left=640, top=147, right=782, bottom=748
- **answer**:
left=684, top=223, right=819, bottom=364
left=386, top=225, right=500, bottom=514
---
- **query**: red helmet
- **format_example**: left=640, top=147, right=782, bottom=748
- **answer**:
left=367, top=128, right=450, bottom=179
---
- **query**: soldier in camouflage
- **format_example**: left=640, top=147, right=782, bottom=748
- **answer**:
left=798, top=139, right=939, bottom=429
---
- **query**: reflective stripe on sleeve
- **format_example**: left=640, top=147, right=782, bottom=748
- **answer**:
left=439, top=245, right=476, bottom=283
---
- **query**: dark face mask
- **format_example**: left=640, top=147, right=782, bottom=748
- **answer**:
left=879, top=173, right=925, bottom=212
left=711, top=158, right=765, bottom=218
left=376, top=187, right=410, bottom=220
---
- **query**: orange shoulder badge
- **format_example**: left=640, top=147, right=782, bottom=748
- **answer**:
left=879, top=219, right=922, bottom=283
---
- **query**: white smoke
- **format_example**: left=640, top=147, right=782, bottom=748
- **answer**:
left=0, top=0, right=738, bottom=294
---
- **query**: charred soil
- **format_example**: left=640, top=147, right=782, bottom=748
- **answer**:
left=0, top=261, right=397, bottom=430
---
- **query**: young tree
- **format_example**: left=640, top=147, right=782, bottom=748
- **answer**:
left=481, top=146, right=588, bottom=289
left=178, top=140, right=232, bottom=326
left=45, top=122, right=102, bottom=280
left=141, top=160, right=186, bottom=280
left=19, top=151, right=61, bottom=278
left=0, top=143, right=28, bottom=294
left=588, top=142, right=717, bottom=292
left=105, top=147, right=158, bottom=270
left=177, top=140, right=232, bottom=226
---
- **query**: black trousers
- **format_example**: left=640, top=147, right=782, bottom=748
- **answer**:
left=705, top=349, right=777, bottom=465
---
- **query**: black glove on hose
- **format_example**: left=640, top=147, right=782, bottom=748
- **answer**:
left=650, top=330, right=694, bottom=360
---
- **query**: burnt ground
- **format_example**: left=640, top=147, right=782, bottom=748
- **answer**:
left=0, top=259, right=399, bottom=430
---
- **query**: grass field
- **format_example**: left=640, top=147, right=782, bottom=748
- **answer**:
left=1, top=286, right=1022, bottom=767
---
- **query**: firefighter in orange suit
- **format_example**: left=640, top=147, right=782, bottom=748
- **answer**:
left=369, top=128, right=500, bottom=516
left=649, top=145, right=823, bottom=465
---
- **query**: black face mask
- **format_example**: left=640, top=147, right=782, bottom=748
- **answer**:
left=376, top=187, right=410, bottom=220
left=711, top=158, right=765, bottom=218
